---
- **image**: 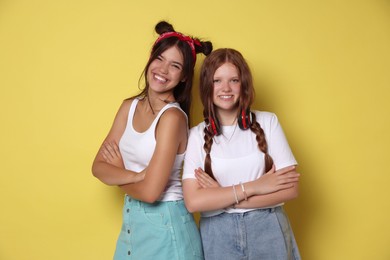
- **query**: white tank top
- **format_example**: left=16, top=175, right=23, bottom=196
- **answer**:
left=119, top=98, right=186, bottom=201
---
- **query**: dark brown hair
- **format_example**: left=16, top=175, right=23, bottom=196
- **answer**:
left=199, top=48, right=273, bottom=179
left=133, top=21, right=212, bottom=124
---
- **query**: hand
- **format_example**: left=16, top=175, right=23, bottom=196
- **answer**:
left=101, top=142, right=124, bottom=168
left=254, top=165, right=300, bottom=195
left=195, top=168, right=220, bottom=189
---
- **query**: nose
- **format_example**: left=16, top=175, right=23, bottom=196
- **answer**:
left=158, top=61, right=169, bottom=74
left=221, top=81, right=232, bottom=92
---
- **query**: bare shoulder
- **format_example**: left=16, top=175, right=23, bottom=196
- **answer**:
left=105, top=98, right=135, bottom=142
left=114, top=98, right=138, bottom=122
left=156, top=107, right=188, bottom=152
left=117, top=98, right=134, bottom=114
left=157, top=107, right=188, bottom=141
left=160, top=107, right=187, bottom=126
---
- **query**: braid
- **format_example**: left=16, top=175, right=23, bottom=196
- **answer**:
left=203, top=119, right=216, bottom=180
left=249, top=112, right=274, bottom=172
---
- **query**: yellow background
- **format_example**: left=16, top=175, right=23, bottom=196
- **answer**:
left=1, top=0, right=389, bottom=259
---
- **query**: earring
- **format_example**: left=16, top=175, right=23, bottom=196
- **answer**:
left=238, top=108, right=251, bottom=130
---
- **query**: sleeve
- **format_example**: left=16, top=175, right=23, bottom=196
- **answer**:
left=261, top=112, right=297, bottom=170
left=182, top=125, right=205, bottom=180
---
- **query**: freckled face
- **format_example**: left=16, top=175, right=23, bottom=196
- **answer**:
left=212, top=62, right=241, bottom=114
left=147, top=46, right=184, bottom=94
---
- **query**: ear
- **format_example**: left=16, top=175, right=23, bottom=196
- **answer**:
left=180, top=71, right=187, bottom=82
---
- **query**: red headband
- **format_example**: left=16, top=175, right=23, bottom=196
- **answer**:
left=153, top=31, right=201, bottom=62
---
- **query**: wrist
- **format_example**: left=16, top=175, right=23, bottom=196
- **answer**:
left=231, top=183, right=249, bottom=207
left=244, top=182, right=257, bottom=197
left=124, top=171, right=137, bottom=183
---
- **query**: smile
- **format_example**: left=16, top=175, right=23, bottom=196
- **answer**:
left=154, top=74, right=168, bottom=83
left=219, top=95, right=234, bottom=99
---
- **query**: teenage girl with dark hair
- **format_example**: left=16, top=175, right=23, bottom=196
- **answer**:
left=182, top=48, right=301, bottom=259
left=92, top=21, right=212, bottom=259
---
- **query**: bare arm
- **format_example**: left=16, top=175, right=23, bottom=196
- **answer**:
left=183, top=165, right=299, bottom=213
left=92, top=100, right=143, bottom=185
left=235, top=183, right=299, bottom=209
left=119, top=108, right=187, bottom=203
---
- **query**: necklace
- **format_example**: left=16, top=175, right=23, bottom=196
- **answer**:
left=146, top=96, right=156, bottom=115
left=146, top=94, right=173, bottom=115
left=221, top=118, right=238, bottom=143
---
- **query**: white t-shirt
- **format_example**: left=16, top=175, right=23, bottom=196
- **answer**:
left=182, top=111, right=297, bottom=216
left=119, top=98, right=186, bottom=201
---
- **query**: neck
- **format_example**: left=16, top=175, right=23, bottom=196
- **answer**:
left=217, top=109, right=238, bottom=126
left=145, top=91, right=174, bottom=114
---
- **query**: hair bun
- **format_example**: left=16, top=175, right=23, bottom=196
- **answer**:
left=194, top=41, right=213, bottom=56
left=155, top=21, right=175, bottom=35
left=201, top=41, right=213, bottom=56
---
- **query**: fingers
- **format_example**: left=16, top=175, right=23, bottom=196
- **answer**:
left=101, top=142, right=121, bottom=162
left=195, top=168, right=218, bottom=188
left=274, top=165, right=297, bottom=176
left=277, top=172, right=300, bottom=185
left=277, top=183, right=296, bottom=191
left=104, top=142, right=116, bottom=156
left=101, top=150, right=108, bottom=161
left=195, top=169, right=209, bottom=188
left=111, top=142, right=121, bottom=157
left=265, top=164, right=276, bottom=175
left=101, top=144, right=113, bottom=162
left=196, top=168, right=213, bottom=182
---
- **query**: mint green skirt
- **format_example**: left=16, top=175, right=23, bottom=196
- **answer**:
left=113, top=195, right=204, bottom=260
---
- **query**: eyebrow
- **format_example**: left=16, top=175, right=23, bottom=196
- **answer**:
left=172, top=61, right=183, bottom=67
left=159, top=54, right=184, bottom=67
left=213, top=75, right=240, bottom=78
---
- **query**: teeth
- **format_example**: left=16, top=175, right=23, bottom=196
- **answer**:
left=154, top=74, right=167, bottom=83
left=220, top=95, right=233, bottom=99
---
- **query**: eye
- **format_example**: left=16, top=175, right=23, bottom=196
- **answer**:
left=231, top=78, right=240, bottom=83
left=171, top=64, right=182, bottom=70
left=213, top=79, right=221, bottom=83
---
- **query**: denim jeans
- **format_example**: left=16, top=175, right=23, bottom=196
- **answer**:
left=114, top=195, right=204, bottom=260
left=200, top=206, right=301, bottom=260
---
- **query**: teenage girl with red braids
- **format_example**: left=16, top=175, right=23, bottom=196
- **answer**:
left=183, top=48, right=301, bottom=260
left=92, top=21, right=212, bottom=259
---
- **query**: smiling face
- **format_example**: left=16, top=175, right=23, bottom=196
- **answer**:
left=147, top=45, right=185, bottom=96
left=212, top=62, right=241, bottom=116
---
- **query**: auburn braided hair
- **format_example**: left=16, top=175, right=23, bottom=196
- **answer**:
left=199, top=48, right=273, bottom=180
left=203, top=116, right=214, bottom=178
left=249, top=112, right=274, bottom=172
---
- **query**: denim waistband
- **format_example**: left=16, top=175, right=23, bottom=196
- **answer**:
left=202, top=206, right=282, bottom=219
left=124, top=195, right=186, bottom=212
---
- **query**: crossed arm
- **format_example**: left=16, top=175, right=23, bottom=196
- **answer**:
left=92, top=100, right=187, bottom=203
left=92, top=100, right=143, bottom=186
left=183, top=165, right=300, bottom=213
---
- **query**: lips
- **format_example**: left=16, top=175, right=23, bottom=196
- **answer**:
left=154, top=74, right=168, bottom=83
left=218, top=95, right=234, bottom=100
